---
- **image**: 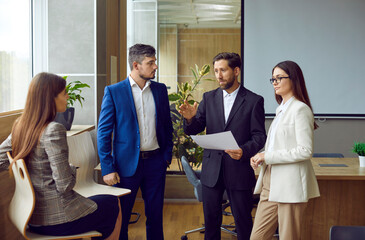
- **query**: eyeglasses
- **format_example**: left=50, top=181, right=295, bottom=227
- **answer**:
left=269, top=76, right=289, bottom=84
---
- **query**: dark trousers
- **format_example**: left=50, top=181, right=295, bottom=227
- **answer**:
left=116, top=152, right=167, bottom=240
left=202, top=166, right=253, bottom=240
left=29, top=195, right=119, bottom=239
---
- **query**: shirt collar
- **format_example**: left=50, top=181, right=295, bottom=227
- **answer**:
left=277, top=96, right=295, bottom=115
left=223, top=85, right=240, bottom=98
left=129, top=75, right=151, bottom=90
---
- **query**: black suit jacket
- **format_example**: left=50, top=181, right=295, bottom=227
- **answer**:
left=184, top=87, right=266, bottom=190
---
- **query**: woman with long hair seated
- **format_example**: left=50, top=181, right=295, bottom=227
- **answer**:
left=0, top=72, right=121, bottom=239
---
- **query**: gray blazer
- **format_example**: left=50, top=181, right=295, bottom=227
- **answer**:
left=0, top=122, right=97, bottom=226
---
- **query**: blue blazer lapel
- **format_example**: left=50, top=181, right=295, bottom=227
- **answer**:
left=122, top=77, right=138, bottom=122
left=225, top=87, right=246, bottom=129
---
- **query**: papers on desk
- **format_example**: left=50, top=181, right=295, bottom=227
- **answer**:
left=190, top=131, right=239, bottom=150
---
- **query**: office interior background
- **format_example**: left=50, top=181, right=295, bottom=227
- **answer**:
left=0, top=0, right=364, bottom=239
left=1, top=0, right=364, bottom=156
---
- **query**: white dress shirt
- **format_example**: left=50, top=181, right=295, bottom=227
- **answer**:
left=267, top=96, right=295, bottom=152
left=129, top=76, right=159, bottom=151
left=223, top=85, right=240, bottom=123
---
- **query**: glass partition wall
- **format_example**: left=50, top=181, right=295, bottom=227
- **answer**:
left=128, top=0, right=241, bottom=102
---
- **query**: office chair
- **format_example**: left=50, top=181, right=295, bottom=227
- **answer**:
left=67, top=132, right=131, bottom=198
left=180, top=156, right=236, bottom=240
left=6, top=132, right=131, bottom=239
left=312, top=153, right=344, bottom=158
left=7, top=153, right=102, bottom=240
left=329, top=225, right=365, bottom=240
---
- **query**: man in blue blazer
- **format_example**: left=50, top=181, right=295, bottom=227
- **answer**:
left=97, top=44, right=173, bottom=240
left=179, top=52, right=266, bottom=240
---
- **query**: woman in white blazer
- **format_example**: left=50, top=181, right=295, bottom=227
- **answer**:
left=250, top=61, right=320, bottom=240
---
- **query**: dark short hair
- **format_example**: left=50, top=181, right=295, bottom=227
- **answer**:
left=212, top=52, right=241, bottom=70
left=128, top=44, right=156, bottom=70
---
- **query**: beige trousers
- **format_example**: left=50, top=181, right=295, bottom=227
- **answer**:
left=250, top=165, right=307, bottom=240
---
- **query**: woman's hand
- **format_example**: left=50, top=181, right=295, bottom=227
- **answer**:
left=250, top=152, right=265, bottom=170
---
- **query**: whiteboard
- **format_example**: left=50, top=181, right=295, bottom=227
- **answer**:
left=243, top=0, right=365, bottom=117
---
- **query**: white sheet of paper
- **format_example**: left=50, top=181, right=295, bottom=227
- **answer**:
left=190, top=131, right=239, bottom=150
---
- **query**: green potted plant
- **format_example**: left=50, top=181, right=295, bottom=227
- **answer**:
left=352, top=142, right=365, bottom=167
left=168, top=64, right=213, bottom=172
left=54, top=76, right=90, bottom=130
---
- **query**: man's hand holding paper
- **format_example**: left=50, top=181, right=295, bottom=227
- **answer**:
left=190, top=131, right=242, bottom=160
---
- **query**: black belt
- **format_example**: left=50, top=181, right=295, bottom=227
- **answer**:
left=140, top=148, right=160, bottom=159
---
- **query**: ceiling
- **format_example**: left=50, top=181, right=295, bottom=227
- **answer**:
left=158, top=0, right=241, bottom=28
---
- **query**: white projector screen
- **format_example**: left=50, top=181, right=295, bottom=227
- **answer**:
left=243, top=0, right=365, bottom=117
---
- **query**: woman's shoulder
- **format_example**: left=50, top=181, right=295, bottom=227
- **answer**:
left=42, top=122, right=67, bottom=138
left=291, top=99, right=312, bottom=113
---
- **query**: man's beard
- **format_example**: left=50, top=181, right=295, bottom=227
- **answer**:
left=220, top=76, right=235, bottom=90
left=139, top=72, right=155, bottom=81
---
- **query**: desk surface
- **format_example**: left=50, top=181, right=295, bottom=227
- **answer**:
left=168, top=157, right=365, bottom=180
left=311, top=157, right=365, bottom=180
left=67, top=125, right=95, bottom=136
left=253, top=157, right=365, bottom=180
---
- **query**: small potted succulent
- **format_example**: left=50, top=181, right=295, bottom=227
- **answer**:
left=352, top=142, right=365, bottom=167
left=54, top=76, right=90, bottom=130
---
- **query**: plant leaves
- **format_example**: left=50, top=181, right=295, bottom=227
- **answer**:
left=168, top=93, right=181, bottom=102
left=195, top=64, right=199, bottom=75
left=64, top=79, right=90, bottom=107
left=190, top=67, right=197, bottom=80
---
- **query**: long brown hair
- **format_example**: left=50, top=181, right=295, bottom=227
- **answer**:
left=272, top=61, right=318, bottom=129
left=10, top=72, right=66, bottom=171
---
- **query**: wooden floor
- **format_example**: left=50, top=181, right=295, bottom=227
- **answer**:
left=128, top=200, right=238, bottom=240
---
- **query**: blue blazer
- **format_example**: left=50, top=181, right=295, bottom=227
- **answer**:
left=97, top=77, right=173, bottom=177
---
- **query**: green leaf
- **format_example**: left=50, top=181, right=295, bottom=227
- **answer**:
left=183, top=82, right=189, bottom=92
left=171, top=111, right=180, bottom=119
left=199, top=64, right=210, bottom=76
left=188, top=100, right=195, bottom=105
left=190, top=67, right=197, bottom=80
left=195, top=64, right=199, bottom=75
left=168, top=93, right=181, bottom=102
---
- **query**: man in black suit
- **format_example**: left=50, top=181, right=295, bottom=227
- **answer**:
left=179, top=52, right=266, bottom=240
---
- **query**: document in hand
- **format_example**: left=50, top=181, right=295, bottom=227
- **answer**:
left=190, top=131, right=239, bottom=150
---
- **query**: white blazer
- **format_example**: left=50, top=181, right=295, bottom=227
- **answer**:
left=254, top=98, right=320, bottom=203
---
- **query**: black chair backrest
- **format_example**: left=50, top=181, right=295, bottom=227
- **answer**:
left=330, top=226, right=365, bottom=240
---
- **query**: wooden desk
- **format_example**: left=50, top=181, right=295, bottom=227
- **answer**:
left=254, top=158, right=365, bottom=239
left=303, top=158, right=365, bottom=239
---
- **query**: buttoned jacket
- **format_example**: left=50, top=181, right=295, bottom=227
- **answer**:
left=97, top=77, right=173, bottom=177
left=184, top=87, right=267, bottom=190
